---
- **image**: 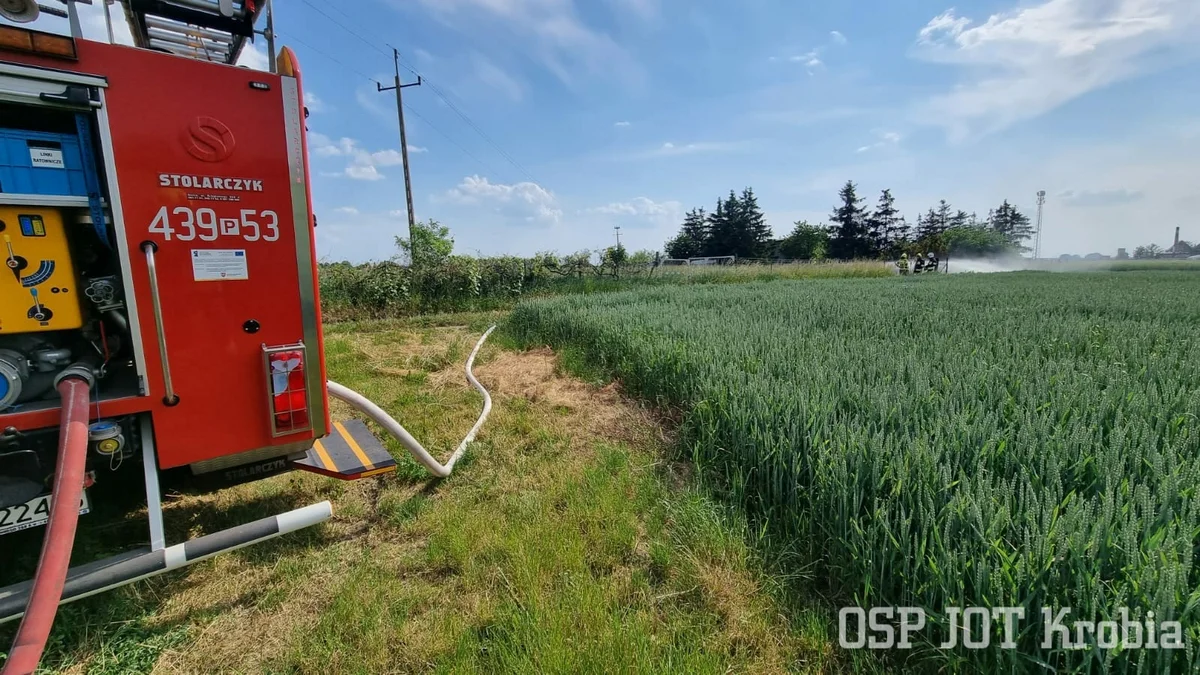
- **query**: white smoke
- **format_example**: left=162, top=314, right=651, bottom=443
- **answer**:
left=944, top=257, right=1136, bottom=274
left=946, top=258, right=1032, bottom=274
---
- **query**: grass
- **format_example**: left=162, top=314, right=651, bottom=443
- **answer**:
left=508, top=270, right=1200, bottom=673
left=0, top=320, right=841, bottom=673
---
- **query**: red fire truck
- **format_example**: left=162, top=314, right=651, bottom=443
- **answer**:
left=0, top=2, right=413, bottom=672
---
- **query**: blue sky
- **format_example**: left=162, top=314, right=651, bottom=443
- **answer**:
left=32, top=1, right=1200, bottom=260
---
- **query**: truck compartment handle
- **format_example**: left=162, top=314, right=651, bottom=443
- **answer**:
left=140, top=242, right=179, bottom=406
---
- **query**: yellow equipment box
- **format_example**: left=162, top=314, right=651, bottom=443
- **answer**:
left=1, top=207, right=83, bottom=334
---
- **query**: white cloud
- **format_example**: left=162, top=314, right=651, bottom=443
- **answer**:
left=789, top=51, right=823, bottom=68
left=586, top=197, right=683, bottom=226
left=830, top=30, right=847, bottom=45
left=615, top=121, right=632, bottom=127
left=918, top=11, right=971, bottom=44
left=627, top=141, right=747, bottom=159
left=334, top=206, right=360, bottom=215
left=408, top=145, right=429, bottom=153
left=856, top=131, right=903, bottom=153
left=776, top=48, right=825, bottom=72
left=371, top=149, right=405, bottom=167
left=305, top=91, right=326, bottom=113
left=308, top=133, right=411, bottom=179
left=415, top=48, right=435, bottom=63
left=309, top=133, right=355, bottom=158
left=444, top=175, right=562, bottom=223
left=912, top=0, right=1200, bottom=139
left=389, top=209, right=409, bottom=218
left=472, top=55, right=525, bottom=101
left=345, top=165, right=384, bottom=181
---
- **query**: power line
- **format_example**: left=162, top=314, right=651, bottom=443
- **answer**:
left=402, top=104, right=507, bottom=179
left=294, top=0, right=390, bottom=59
left=314, top=1, right=423, bottom=78
left=393, top=62, right=539, bottom=183
left=281, top=33, right=382, bottom=86
left=280, top=32, right=502, bottom=179
left=287, top=0, right=541, bottom=185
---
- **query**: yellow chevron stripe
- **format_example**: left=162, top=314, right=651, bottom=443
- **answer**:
left=312, top=439, right=337, bottom=472
left=335, top=420, right=375, bottom=471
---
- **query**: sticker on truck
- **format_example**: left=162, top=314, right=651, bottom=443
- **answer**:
left=191, top=249, right=249, bottom=281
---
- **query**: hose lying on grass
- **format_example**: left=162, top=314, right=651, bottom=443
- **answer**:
left=326, top=325, right=497, bottom=478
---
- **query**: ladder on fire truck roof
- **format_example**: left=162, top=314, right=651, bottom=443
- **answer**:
left=118, top=0, right=272, bottom=67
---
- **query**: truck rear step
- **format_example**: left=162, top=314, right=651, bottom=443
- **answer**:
left=291, top=419, right=397, bottom=481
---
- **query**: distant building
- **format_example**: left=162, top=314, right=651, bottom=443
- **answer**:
left=1164, top=227, right=1194, bottom=258
left=1084, top=253, right=1112, bottom=261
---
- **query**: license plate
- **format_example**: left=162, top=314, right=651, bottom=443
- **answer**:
left=0, top=491, right=90, bottom=537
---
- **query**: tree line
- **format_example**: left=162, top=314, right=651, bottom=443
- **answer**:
left=664, top=188, right=773, bottom=260
left=1131, top=240, right=1196, bottom=260
left=665, top=180, right=1036, bottom=261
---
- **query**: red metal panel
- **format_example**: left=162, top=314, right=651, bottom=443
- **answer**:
left=0, top=41, right=328, bottom=468
left=82, top=41, right=322, bottom=468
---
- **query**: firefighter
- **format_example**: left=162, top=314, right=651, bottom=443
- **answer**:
left=926, top=252, right=939, bottom=273
left=913, top=253, right=926, bottom=274
left=896, top=253, right=909, bottom=275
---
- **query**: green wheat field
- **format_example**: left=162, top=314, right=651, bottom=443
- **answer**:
left=509, top=271, right=1200, bottom=672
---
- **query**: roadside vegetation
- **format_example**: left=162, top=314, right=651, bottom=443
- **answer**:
left=319, top=209, right=1199, bottom=323
left=318, top=219, right=891, bottom=321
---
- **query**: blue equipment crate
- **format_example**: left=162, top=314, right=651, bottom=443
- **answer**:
left=0, top=129, right=87, bottom=197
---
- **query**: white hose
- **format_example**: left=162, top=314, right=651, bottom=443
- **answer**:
left=326, top=325, right=497, bottom=478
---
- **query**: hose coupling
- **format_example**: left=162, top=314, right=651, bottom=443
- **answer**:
left=54, top=363, right=96, bottom=389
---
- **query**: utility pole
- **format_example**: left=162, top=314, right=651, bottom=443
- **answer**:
left=1035, top=190, right=1046, bottom=259
left=377, top=49, right=422, bottom=255
left=614, top=226, right=622, bottom=249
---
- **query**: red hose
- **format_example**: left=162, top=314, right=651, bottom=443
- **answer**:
left=2, top=377, right=91, bottom=675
